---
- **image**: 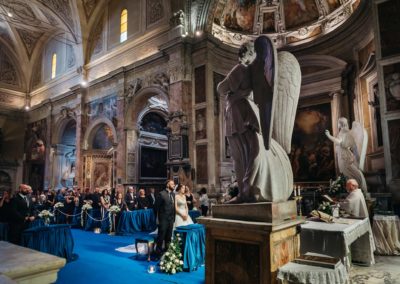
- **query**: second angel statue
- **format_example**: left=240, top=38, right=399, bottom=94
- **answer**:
left=217, top=35, right=301, bottom=203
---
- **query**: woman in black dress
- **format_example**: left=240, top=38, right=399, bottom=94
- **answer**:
left=137, top=189, right=150, bottom=209
left=185, top=186, right=196, bottom=211
left=113, top=192, right=128, bottom=229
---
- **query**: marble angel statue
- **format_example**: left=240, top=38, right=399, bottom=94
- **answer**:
left=325, top=117, right=368, bottom=194
left=217, top=36, right=301, bottom=203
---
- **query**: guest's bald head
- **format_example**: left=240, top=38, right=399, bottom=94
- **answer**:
left=19, top=184, right=31, bottom=195
left=346, top=179, right=358, bottom=192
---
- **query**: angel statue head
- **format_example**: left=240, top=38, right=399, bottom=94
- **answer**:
left=338, top=117, right=349, bottom=131
left=238, top=41, right=255, bottom=66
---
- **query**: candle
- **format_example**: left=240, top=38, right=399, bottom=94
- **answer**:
left=148, top=265, right=156, bottom=273
left=293, top=185, right=297, bottom=197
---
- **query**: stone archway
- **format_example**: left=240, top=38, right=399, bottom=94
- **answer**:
left=124, top=86, right=169, bottom=185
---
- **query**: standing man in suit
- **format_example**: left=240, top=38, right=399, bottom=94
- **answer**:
left=154, top=180, right=175, bottom=256
left=9, top=184, right=35, bottom=245
left=147, top=187, right=156, bottom=208
left=125, top=186, right=137, bottom=211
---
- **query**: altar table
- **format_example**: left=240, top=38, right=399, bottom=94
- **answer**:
left=21, top=224, right=75, bottom=261
left=174, top=224, right=205, bottom=271
left=372, top=214, right=400, bottom=255
left=300, top=218, right=375, bottom=269
left=189, top=210, right=201, bottom=223
left=117, top=209, right=157, bottom=235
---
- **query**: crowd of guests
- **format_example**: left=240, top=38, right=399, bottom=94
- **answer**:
left=0, top=182, right=209, bottom=247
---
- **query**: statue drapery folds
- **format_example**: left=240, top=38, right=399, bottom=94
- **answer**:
left=217, top=36, right=301, bottom=203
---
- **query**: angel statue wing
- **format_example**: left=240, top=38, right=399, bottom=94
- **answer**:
left=272, top=52, right=301, bottom=153
left=350, top=121, right=368, bottom=171
left=249, top=36, right=278, bottom=150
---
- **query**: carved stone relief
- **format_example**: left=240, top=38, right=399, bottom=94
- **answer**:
left=16, top=28, right=44, bottom=59
left=66, top=44, right=76, bottom=68
left=82, top=0, right=99, bottom=20
left=32, top=53, right=42, bottom=88
left=40, top=8, right=59, bottom=26
left=37, top=0, right=75, bottom=32
left=8, top=1, right=40, bottom=25
left=147, top=0, right=164, bottom=26
left=0, top=49, right=19, bottom=86
left=91, top=15, right=104, bottom=56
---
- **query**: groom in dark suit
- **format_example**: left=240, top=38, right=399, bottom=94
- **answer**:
left=154, top=180, right=175, bottom=255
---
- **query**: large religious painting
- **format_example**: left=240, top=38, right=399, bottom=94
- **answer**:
left=29, top=163, right=44, bottom=192
left=25, top=119, right=47, bottom=161
left=290, top=103, right=335, bottom=182
left=196, top=144, right=208, bottom=184
left=93, top=161, right=111, bottom=189
left=85, top=95, right=118, bottom=127
left=221, top=0, right=256, bottom=33
left=262, top=11, right=276, bottom=33
left=140, top=146, right=167, bottom=179
left=195, top=108, right=207, bottom=140
left=283, top=0, right=319, bottom=30
left=92, top=124, right=114, bottom=150
left=388, top=119, right=400, bottom=179
left=377, top=0, right=400, bottom=58
left=140, top=112, right=167, bottom=135
left=383, top=63, right=400, bottom=112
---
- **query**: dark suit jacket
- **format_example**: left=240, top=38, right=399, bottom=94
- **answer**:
left=125, top=193, right=137, bottom=210
left=146, top=194, right=156, bottom=208
left=154, top=190, right=175, bottom=224
left=10, top=194, right=33, bottom=224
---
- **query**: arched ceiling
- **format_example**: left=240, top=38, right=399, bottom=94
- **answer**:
left=206, top=0, right=362, bottom=48
left=0, top=0, right=108, bottom=93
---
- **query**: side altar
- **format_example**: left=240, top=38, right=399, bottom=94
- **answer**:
left=198, top=201, right=303, bottom=284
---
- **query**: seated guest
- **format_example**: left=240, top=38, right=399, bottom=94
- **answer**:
left=185, top=186, right=196, bottom=211
left=339, top=179, right=369, bottom=218
left=0, top=191, right=11, bottom=222
left=9, top=184, right=35, bottom=245
left=100, top=189, right=111, bottom=218
left=147, top=187, right=156, bottom=208
left=125, top=186, right=137, bottom=211
left=137, top=189, right=150, bottom=209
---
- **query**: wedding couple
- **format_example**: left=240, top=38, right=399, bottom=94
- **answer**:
left=153, top=180, right=193, bottom=255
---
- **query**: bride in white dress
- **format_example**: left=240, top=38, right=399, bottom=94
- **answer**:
left=174, top=184, right=193, bottom=228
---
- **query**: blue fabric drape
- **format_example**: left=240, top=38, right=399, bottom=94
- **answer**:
left=188, top=210, right=201, bottom=223
left=0, top=222, right=8, bottom=241
left=117, top=209, right=157, bottom=235
left=21, top=224, right=75, bottom=261
left=28, top=218, right=45, bottom=228
left=175, top=224, right=205, bottom=271
left=84, top=209, right=110, bottom=232
left=72, top=207, right=82, bottom=227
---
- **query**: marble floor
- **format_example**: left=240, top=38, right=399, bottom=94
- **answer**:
left=350, top=256, right=400, bottom=283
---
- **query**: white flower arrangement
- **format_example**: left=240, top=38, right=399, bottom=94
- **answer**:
left=160, top=233, right=184, bottom=274
left=54, top=202, right=64, bottom=209
left=108, top=205, right=121, bottom=214
left=82, top=203, right=93, bottom=211
left=38, top=210, right=54, bottom=225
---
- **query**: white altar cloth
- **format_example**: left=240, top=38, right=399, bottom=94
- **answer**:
left=300, top=218, right=375, bottom=269
left=372, top=214, right=400, bottom=255
left=277, top=261, right=348, bottom=284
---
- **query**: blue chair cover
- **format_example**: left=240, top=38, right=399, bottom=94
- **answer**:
left=175, top=224, right=206, bottom=271
left=117, top=209, right=157, bottom=235
left=84, top=209, right=110, bottom=232
left=21, top=224, right=75, bottom=261
left=189, top=210, right=201, bottom=223
left=0, top=222, right=8, bottom=241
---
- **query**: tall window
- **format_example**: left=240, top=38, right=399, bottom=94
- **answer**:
left=120, top=9, right=128, bottom=43
left=51, top=53, right=57, bottom=79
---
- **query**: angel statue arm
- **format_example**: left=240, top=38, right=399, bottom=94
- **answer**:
left=325, top=129, right=343, bottom=146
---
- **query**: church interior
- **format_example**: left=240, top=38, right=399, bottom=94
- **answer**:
left=0, top=0, right=400, bottom=283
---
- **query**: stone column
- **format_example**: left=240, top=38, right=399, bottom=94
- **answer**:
left=72, top=89, right=85, bottom=189
left=115, top=78, right=126, bottom=187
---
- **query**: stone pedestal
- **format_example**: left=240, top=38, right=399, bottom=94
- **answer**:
left=0, top=241, right=66, bottom=284
left=198, top=202, right=303, bottom=284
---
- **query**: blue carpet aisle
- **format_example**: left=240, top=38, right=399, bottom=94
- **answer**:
left=56, top=229, right=205, bottom=284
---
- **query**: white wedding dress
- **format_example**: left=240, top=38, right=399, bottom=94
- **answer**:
left=174, top=197, right=193, bottom=228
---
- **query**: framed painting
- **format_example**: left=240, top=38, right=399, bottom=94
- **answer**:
left=92, top=160, right=111, bottom=189
left=290, top=102, right=336, bottom=182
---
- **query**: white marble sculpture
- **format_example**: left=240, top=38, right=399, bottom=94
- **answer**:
left=325, top=117, right=368, bottom=193
left=217, top=36, right=301, bottom=203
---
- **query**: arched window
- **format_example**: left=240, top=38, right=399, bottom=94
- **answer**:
left=51, top=53, right=57, bottom=79
left=120, top=9, right=128, bottom=43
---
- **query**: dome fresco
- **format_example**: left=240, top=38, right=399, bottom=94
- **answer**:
left=212, top=0, right=361, bottom=48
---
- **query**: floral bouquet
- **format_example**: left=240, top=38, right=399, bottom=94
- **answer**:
left=318, top=201, right=333, bottom=216
left=108, top=205, right=121, bottom=214
left=38, top=210, right=54, bottom=225
left=328, top=174, right=347, bottom=197
left=108, top=205, right=121, bottom=233
left=160, top=233, right=184, bottom=274
left=54, top=202, right=64, bottom=209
